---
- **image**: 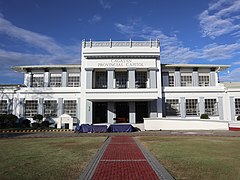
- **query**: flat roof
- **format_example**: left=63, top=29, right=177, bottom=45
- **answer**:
left=12, top=64, right=81, bottom=72
left=163, top=64, right=230, bottom=71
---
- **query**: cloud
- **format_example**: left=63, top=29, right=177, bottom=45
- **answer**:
left=198, top=0, right=240, bottom=39
left=0, top=15, right=80, bottom=83
left=99, top=0, right=111, bottom=9
left=115, top=19, right=240, bottom=64
left=220, top=67, right=240, bottom=82
left=88, top=14, right=102, bottom=24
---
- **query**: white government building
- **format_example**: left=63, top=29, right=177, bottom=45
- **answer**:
left=1, top=40, right=240, bottom=130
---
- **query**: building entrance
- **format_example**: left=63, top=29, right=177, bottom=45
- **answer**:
left=93, top=102, right=107, bottom=124
left=115, top=102, right=129, bottom=123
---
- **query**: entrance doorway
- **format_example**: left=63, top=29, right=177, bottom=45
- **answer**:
left=136, top=102, right=148, bottom=123
left=93, top=102, right=107, bottom=124
left=115, top=102, right=129, bottom=123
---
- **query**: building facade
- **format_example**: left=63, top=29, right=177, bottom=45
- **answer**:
left=1, top=40, right=240, bottom=130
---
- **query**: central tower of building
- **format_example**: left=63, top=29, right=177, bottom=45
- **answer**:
left=80, top=40, right=162, bottom=125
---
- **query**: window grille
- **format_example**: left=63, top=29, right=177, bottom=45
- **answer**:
left=181, top=75, right=192, bottom=86
left=115, top=72, right=128, bottom=88
left=25, top=100, right=38, bottom=117
left=95, top=72, right=107, bottom=88
left=136, top=71, right=147, bottom=88
left=32, top=76, right=44, bottom=87
left=0, top=100, right=7, bottom=114
left=235, top=98, right=240, bottom=115
left=50, top=76, right=62, bottom=87
left=64, top=100, right=77, bottom=117
left=205, top=99, right=218, bottom=116
left=165, top=99, right=180, bottom=116
left=199, top=75, right=209, bottom=86
left=68, top=76, right=80, bottom=87
left=44, top=100, right=57, bottom=117
left=186, top=99, right=198, bottom=115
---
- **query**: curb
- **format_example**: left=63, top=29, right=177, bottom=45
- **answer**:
left=135, top=138, right=175, bottom=180
left=0, top=129, right=74, bottom=133
left=78, top=136, right=111, bottom=180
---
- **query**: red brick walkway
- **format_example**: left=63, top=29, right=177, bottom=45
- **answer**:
left=91, top=136, right=159, bottom=180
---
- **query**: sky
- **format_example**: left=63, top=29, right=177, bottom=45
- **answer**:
left=0, top=0, right=240, bottom=84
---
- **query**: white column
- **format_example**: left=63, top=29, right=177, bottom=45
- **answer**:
left=86, top=100, right=92, bottom=124
left=107, top=68, right=114, bottom=89
left=61, top=69, right=68, bottom=87
left=85, top=68, right=93, bottom=89
left=38, top=98, right=44, bottom=115
left=210, top=69, right=216, bottom=86
left=7, top=99, right=13, bottom=114
left=128, top=68, right=136, bottom=89
left=19, top=98, right=25, bottom=117
left=129, top=102, right=136, bottom=124
left=174, top=70, right=181, bottom=86
left=44, top=71, right=50, bottom=87
left=57, top=98, right=64, bottom=117
left=180, top=97, right=186, bottom=118
left=24, top=72, right=33, bottom=87
left=192, top=70, right=199, bottom=86
left=229, top=96, right=236, bottom=121
left=218, top=97, right=224, bottom=120
left=199, top=97, right=205, bottom=115
left=157, top=98, right=163, bottom=118
left=107, top=102, right=115, bottom=124
left=76, top=98, right=81, bottom=121
left=149, top=68, right=157, bottom=88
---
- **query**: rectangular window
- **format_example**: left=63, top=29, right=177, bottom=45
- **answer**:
left=0, top=100, right=7, bottom=115
left=235, top=98, right=240, bottom=115
left=64, top=100, right=77, bottom=117
left=199, top=75, right=209, bottom=86
left=68, top=75, right=80, bottom=87
left=32, top=76, right=44, bottom=87
left=169, top=75, right=174, bottom=87
left=205, top=99, right=218, bottom=116
left=181, top=75, right=192, bottom=86
left=44, top=100, right=57, bottom=117
left=165, top=99, right=180, bottom=116
left=115, top=72, right=128, bottom=88
left=136, top=71, right=147, bottom=88
left=95, top=71, right=107, bottom=88
left=186, top=99, right=198, bottom=115
left=50, top=76, right=62, bottom=87
left=25, top=100, right=38, bottom=117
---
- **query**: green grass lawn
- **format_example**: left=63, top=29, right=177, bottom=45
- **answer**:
left=0, top=137, right=106, bottom=180
left=138, top=136, right=240, bottom=180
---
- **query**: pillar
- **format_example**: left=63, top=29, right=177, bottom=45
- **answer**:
left=174, top=68, right=181, bottom=86
left=86, top=100, right=92, bottom=124
left=128, top=68, right=136, bottom=88
left=7, top=99, right=13, bottom=114
left=218, top=97, right=224, bottom=120
left=192, top=69, right=199, bottom=86
left=85, top=68, right=93, bottom=89
left=19, top=98, right=25, bottom=117
left=38, top=98, right=44, bottom=115
left=76, top=98, right=81, bottom=121
left=107, top=102, right=115, bottom=124
left=44, top=70, right=50, bottom=87
left=57, top=98, right=64, bottom=117
left=129, top=102, right=136, bottom=124
left=199, top=97, right=205, bottom=115
left=229, top=96, right=236, bottom=121
left=180, top=97, right=186, bottom=118
left=149, top=68, right=157, bottom=88
left=157, top=98, right=163, bottom=118
left=61, top=69, right=68, bottom=87
left=210, top=68, right=216, bottom=86
left=24, top=72, right=32, bottom=87
left=107, top=68, right=114, bottom=89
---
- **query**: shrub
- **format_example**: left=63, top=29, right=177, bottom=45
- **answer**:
left=22, top=119, right=31, bottom=128
left=237, top=115, right=240, bottom=121
left=4, top=114, right=18, bottom=128
left=200, top=114, right=209, bottom=119
left=33, top=114, right=43, bottom=123
left=32, top=122, right=40, bottom=129
left=41, top=121, right=50, bottom=128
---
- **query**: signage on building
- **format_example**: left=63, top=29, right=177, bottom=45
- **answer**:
left=86, top=59, right=156, bottom=68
